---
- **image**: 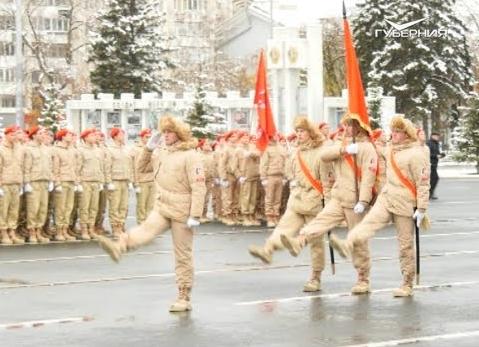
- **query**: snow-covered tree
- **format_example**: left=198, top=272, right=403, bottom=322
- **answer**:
left=88, top=0, right=173, bottom=97
left=356, top=0, right=474, bottom=133
left=38, top=83, right=66, bottom=133
left=185, top=85, right=224, bottom=140
left=367, top=84, right=383, bottom=129
left=451, top=93, right=479, bottom=173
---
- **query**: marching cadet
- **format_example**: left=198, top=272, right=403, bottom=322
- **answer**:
left=105, top=128, right=133, bottom=237
left=52, top=129, right=77, bottom=241
left=77, top=128, right=105, bottom=240
left=197, top=138, right=215, bottom=223
left=329, top=115, right=430, bottom=297
left=260, top=134, right=286, bottom=227
left=0, top=125, right=25, bottom=244
left=68, top=132, right=82, bottom=238
left=16, top=130, right=30, bottom=240
left=130, top=129, right=155, bottom=225
left=318, top=122, right=330, bottom=139
left=97, top=115, right=206, bottom=313
left=280, top=114, right=378, bottom=295
left=249, top=117, right=332, bottom=292
left=236, top=132, right=261, bottom=226
left=42, top=130, right=56, bottom=238
left=23, top=127, right=53, bottom=243
left=95, top=131, right=108, bottom=234
left=218, top=130, right=239, bottom=226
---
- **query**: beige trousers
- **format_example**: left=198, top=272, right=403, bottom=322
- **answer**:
left=126, top=210, right=194, bottom=288
left=53, top=182, right=75, bottom=227
left=348, top=197, right=415, bottom=286
left=240, top=179, right=258, bottom=216
left=26, top=180, right=49, bottom=229
left=264, top=175, right=283, bottom=217
left=79, top=182, right=101, bottom=227
left=221, top=174, right=236, bottom=216
left=136, top=181, right=155, bottom=224
left=108, top=180, right=129, bottom=225
left=0, top=184, right=21, bottom=229
left=301, top=198, right=370, bottom=282
left=264, top=208, right=325, bottom=273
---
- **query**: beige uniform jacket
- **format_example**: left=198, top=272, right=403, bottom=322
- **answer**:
left=0, top=142, right=24, bottom=185
left=236, top=144, right=260, bottom=181
left=320, top=135, right=378, bottom=208
left=77, top=144, right=105, bottom=183
left=130, top=143, right=154, bottom=184
left=218, top=144, right=236, bottom=180
left=200, top=151, right=216, bottom=181
left=136, top=140, right=206, bottom=222
left=23, top=142, right=52, bottom=183
left=105, top=143, right=132, bottom=182
left=260, top=142, right=286, bottom=178
left=380, top=140, right=430, bottom=216
left=52, top=143, right=78, bottom=183
left=289, top=140, right=333, bottom=216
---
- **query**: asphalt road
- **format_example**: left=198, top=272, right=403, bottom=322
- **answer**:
left=1, top=178, right=479, bottom=347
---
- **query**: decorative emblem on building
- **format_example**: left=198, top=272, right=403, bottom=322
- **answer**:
left=288, top=46, right=298, bottom=65
left=269, top=47, right=280, bottom=65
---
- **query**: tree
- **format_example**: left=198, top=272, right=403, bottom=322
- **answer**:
left=356, top=0, right=473, bottom=134
left=38, top=83, right=66, bottom=133
left=88, top=0, right=173, bottom=97
left=367, top=84, right=383, bottom=129
left=451, top=93, right=479, bottom=173
left=185, top=85, right=225, bottom=140
left=323, top=19, right=346, bottom=96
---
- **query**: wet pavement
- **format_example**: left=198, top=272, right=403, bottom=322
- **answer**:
left=1, top=178, right=479, bottom=346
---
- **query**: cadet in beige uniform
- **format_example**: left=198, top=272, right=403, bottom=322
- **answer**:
left=95, top=132, right=108, bottom=234
left=218, top=131, right=239, bottom=225
left=105, top=128, right=132, bottom=237
left=77, top=128, right=105, bottom=240
left=98, top=116, right=206, bottom=313
left=236, top=133, right=261, bottom=226
left=330, top=115, right=430, bottom=297
left=281, top=115, right=378, bottom=294
left=130, top=129, right=155, bottom=225
left=0, top=125, right=25, bottom=244
left=23, top=127, right=53, bottom=244
left=198, top=139, right=215, bottom=223
left=260, top=136, right=286, bottom=227
left=249, top=117, right=333, bottom=292
left=52, top=129, right=78, bottom=241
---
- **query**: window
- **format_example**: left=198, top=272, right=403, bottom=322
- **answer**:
left=0, top=42, right=14, bottom=56
left=46, top=44, right=68, bottom=58
left=0, top=68, right=15, bottom=82
left=1, top=96, right=15, bottom=108
left=127, top=110, right=142, bottom=141
left=0, top=16, right=14, bottom=31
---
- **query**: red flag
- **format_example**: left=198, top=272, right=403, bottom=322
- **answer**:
left=254, top=49, right=276, bottom=152
left=343, top=11, right=371, bottom=133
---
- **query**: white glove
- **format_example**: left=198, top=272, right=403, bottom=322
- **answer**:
left=221, top=179, right=230, bottom=188
left=128, top=183, right=134, bottom=191
left=353, top=202, right=366, bottom=214
left=107, top=183, right=115, bottom=191
left=261, top=179, right=268, bottom=186
left=47, top=181, right=55, bottom=192
left=55, top=184, right=63, bottom=192
left=345, top=143, right=359, bottom=154
left=282, top=179, right=288, bottom=185
left=19, top=187, right=24, bottom=196
left=76, top=184, right=83, bottom=193
left=146, top=132, right=161, bottom=150
left=289, top=180, right=297, bottom=188
left=238, top=177, right=246, bottom=184
left=135, top=186, right=141, bottom=193
left=186, top=217, right=200, bottom=228
left=98, top=184, right=104, bottom=192
left=24, top=183, right=33, bottom=193
left=214, top=178, right=221, bottom=186
left=0, top=188, right=4, bottom=197
left=413, top=210, right=425, bottom=228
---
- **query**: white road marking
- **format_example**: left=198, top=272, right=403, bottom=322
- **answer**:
left=0, top=251, right=171, bottom=265
left=0, top=316, right=93, bottom=330
left=234, top=280, right=479, bottom=306
left=2, top=250, right=479, bottom=290
left=341, top=329, right=479, bottom=347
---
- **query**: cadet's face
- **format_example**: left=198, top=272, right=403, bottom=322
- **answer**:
left=391, top=129, right=406, bottom=144
left=296, top=128, right=310, bottom=143
left=320, top=125, right=330, bottom=136
left=141, top=134, right=151, bottom=144
left=417, top=129, right=426, bottom=142
left=115, top=131, right=125, bottom=143
left=64, top=133, right=73, bottom=143
left=163, top=130, right=178, bottom=145
left=240, top=135, right=249, bottom=144
left=6, top=132, right=18, bottom=143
